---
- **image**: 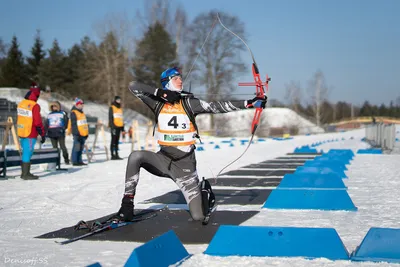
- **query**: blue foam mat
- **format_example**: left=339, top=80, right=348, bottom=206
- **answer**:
left=278, top=173, right=347, bottom=189
left=124, top=230, right=189, bottom=267
left=205, top=225, right=349, bottom=260
left=351, top=227, right=400, bottom=263
left=263, top=189, right=357, bottom=211
left=295, top=166, right=347, bottom=179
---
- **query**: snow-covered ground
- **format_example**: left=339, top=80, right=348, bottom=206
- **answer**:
left=1, top=124, right=400, bottom=266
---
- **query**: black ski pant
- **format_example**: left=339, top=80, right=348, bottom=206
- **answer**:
left=50, top=136, right=69, bottom=163
left=124, top=146, right=204, bottom=221
left=110, top=127, right=121, bottom=157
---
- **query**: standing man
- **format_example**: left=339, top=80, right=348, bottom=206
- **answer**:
left=70, top=97, right=89, bottom=166
left=109, top=96, right=124, bottom=160
left=17, top=83, right=46, bottom=180
left=45, top=101, right=70, bottom=164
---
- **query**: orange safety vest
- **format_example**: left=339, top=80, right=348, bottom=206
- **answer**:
left=71, top=109, right=89, bottom=136
left=111, top=105, right=124, bottom=127
left=66, top=120, right=72, bottom=135
left=157, top=100, right=196, bottom=146
left=17, top=99, right=36, bottom=138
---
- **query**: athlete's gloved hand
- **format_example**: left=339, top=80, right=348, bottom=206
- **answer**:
left=40, top=135, right=46, bottom=144
left=245, top=96, right=268, bottom=109
left=155, top=89, right=180, bottom=104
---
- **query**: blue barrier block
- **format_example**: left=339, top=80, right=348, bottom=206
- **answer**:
left=263, top=189, right=357, bottom=211
left=214, top=145, right=220, bottom=149
left=229, top=143, right=234, bottom=147
left=258, top=138, right=266, bottom=142
left=317, top=155, right=351, bottom=165
left=351, top=227, right=400, bottom=263
left=204, top=225, right=349, bottom=260
left=325, top=150, right=354, bottom=158
left=327, top=149, right=355, bottom=158
left=307, top=158, right=348, bottom=171
left=294, top=147, right=318, bottom=154
left=278, top=173, right=347, bottom=189
left=357, top=149, right=382, bottom=154
left=209, top=141, right=214, bottom=144
left=296, top=166, right=347, bottom=179
left=315, top=155, right=350, bottom=165
left=221, top=140, right=231, bottom=143
left=196, top=146, right=204, bottom=151
left=124, top=230, right=189, bottom=267
left=86, top=263, right=102, bottom=267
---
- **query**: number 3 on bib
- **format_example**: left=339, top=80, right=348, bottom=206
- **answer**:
left=167, top=116, right=187, bottom=129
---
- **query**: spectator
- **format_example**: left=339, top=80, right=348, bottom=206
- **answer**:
left=70, top=98, right=88, bottom=166
left=16, top=82, right=46, bottom=179
left=45, top=101, right=70, bottom=164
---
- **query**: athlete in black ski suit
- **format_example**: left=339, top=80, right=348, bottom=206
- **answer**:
left=116, top=67, right=267, bottom=222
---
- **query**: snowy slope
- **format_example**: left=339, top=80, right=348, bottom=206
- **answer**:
left=2, top=128, right=400, bottom=266
left=196, top=107, right=324, bottom=136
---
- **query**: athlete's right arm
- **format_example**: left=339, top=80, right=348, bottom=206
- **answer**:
left=128, top=81, right=161, bottom=111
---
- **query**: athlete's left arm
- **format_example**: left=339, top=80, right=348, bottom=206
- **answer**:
left=187, top=98, right=247, bottom=115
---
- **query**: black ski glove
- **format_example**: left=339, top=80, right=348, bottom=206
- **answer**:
left=246, top=96, right=268, bottom=109
left=40, top=135, right=46, bottom=144
left=155, top=89, right=180, bottom=104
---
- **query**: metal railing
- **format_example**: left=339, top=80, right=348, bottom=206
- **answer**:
left=365, top=123, right=396, bottom=151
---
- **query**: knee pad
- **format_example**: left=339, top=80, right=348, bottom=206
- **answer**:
left=201, top=178, right=215, bottom=216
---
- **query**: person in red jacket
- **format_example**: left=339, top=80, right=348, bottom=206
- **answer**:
left=16, top=83, right=46, bottom=180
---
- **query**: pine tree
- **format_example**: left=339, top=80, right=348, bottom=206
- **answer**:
left=0, top=36, right=27, bottom=87
left=359, top=101, right=373, bottom=116
left=0, top=38, right=7, bottom=82
left=63, top=44, right=84, bottom=97
left=132, top=22, right=177, bottom=87
left=27, top=30, right=46, bottom=81
left=378, top=103, right=387, bottom=116
left=39, top=39, right=67, bottom=91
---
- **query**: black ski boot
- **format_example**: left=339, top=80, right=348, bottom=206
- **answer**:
left=114, top=151, right=123, bottom=160
left=201, top=178, right=215, bottom=216
left=115, top=194, right=135, bottom=221
left=20, top=162, right=39, bottom=180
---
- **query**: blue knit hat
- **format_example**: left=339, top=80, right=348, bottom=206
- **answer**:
left=74, top=97, right=84, bottom=105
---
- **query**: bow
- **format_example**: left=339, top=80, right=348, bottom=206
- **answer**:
left=184, top=12, right=271, bottom=179
left=215, top=13, right=271, bottom=177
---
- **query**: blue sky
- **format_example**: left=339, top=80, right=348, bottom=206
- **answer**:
left=1, top=0, right=399, bottom=106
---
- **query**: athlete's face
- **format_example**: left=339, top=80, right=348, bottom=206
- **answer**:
left=170, top=75, right=183, bottom=90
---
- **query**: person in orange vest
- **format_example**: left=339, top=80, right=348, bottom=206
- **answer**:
left=108, top=96, right=124, bottom=160
left=70, top=97, right=89, bottom=166
left=17, top=82, right=46, bottom=180
left=112, top=67, right=267, bottom=223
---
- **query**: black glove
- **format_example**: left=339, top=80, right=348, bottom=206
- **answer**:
left=40, top=135, right=46, bottom=144
left=246, top=96, right=268, bottom=109
left=156, top=89, right=180, bottom=104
